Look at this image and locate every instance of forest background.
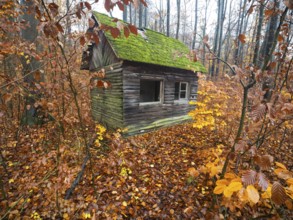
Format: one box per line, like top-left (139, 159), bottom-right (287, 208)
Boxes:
top-left (0, 0), bottom-right (293, 219)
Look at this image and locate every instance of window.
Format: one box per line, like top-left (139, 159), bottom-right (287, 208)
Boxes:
top-left (140, 79), bottom-right (162, 103)
top-left (174, 82), bottom-right (188, 100)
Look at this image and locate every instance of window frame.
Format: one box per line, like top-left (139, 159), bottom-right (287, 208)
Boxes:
top-left (139, 79), bottom-right (164, 106)
top-left (174, 82), bottom-right (189, 102)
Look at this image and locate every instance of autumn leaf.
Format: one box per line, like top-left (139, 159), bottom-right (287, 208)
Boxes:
top-left (55, 22), bottom-right (64, 33)
top-left (272, 182), bottom-right (287, 205)
top-left (117, 1), bottom-right (124, 11)
top-left (124, 26), bottom-right (130, 38)
top-left (187, 167), bottom-right (199, 178)
top-left (277, 34), bottom-right (284, 42)
top-left (80, 36), bottom-right (86, 46)
top-left (128, 24), bottom-right (138, 35)
top-left (227, 182), bottom-right (242, 192)
top-left (84, 1), bottom-right (92, 10)
top-left (261, 186), bottom-right (272, 199)
top-left (246, 185), bottom-right (260, 204)
top-left (2, 93), bottom-right (12, 104)
top-left (242, 170), bottom-right (257, 186)
top-left (110, 27), bottom-right (120, 38)
top-left (214, 185), bottom-right (226, 194)
top-left (238, 34), bottom-right (246, 43)
top-left (257, 172), bottom-right (268, 191)
top-left (48, 3), bottom-right (59, 17)
top-left (275, 162), bottom-right (287, 170)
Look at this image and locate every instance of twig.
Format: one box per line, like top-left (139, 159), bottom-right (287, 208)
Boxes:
top-left (64, 155), bottom-right (89, 200)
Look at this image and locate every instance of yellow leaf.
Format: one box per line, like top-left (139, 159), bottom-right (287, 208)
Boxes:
top-left (246, 185), bottom-right (260, 204)
top-left (9, 179), bottom-right (14, 183)
top-left (210, 166), bottom-right (220, 177)
top-left (223, 187), bottom-right (233, 198)
top-left (261, 186), bottom-right (272, 199)
top-left (63, 213), bottom-right (69, 220)
top-left (287, 178), bottom-right (293, 185)
top-left (224, 172), bottom-right (237, 179)
top-left (122, 201), bottom-right (128, 207)
top-left (275, 162), bottom-right (287, 170)
top-left (231, 177), bottom-right (242, 183)
top-left (216, 179), bottom-right (229, 186)
top-left (227, 182), bottom-right (242, 192)
top-left (238, 188), bottom-right (248, 202)
top-left (214, 185), bottom-right (227, 194)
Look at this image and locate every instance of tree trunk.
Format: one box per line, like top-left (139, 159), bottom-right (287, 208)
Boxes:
top-left (192, 0), bottom-right (198, 49)
top-left (166, 0), bottom-right (170, 37)
top-left (234, 0), bottom-right (247, 65)
top-left (210, 0), bottom-right (221, 77)
top-left (20, 0), bottom-right (42, 125)
top-left (139, 2), bottom-right (143, 27)
top-left (253, 3), bottom-right (264, 66)
top-left (123, 2), bottom-right (128, 22)
top-left (260, 1), bottom-right (280, 68)
top-left (129, 4), bottom-right (132, 24)
top-left (176, 0), bottom-right (181, 39)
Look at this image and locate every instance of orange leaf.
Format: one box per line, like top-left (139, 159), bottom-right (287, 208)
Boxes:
top-left (80, 36), bottom-right (86, 46)
top-left (214, 185), bottom-right (226, 194)
top-left (187, 167), bottom-right (199, 178)
top-left (238, 34), bottom-right (246, 43)
top-left (277, 35), bottom-right (284, 42)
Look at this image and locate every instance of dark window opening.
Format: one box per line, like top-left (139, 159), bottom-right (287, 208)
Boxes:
top-left (174, 82), bottom-right (188, 100)
top-left (140, 80), bottom-right (161, 103)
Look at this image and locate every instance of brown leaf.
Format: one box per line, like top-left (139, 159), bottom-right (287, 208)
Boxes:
top-left (80, 36), bottom-right (86, 46)
top-left (76, 11), bottom-right (82, 19)
top-left (92, 33), bottom-right (99, 44)
top-left (55, 22), bottom-right (64, 33)
top-left (242, 170), bottom-right (257, 186)
top-left (88, 18), bottom-right (95, 28)
top-left (104, 0), bottom-right (114, 11)
top-left (257, 172), bottom-right (268, 191)
top-left (141, 0), bottom-right (148, 7)
top-left (117, 1), bottom-right (124, 11)
top-left (249, 103), bottom-right (267, 122)
top-left (247, 5), bottom-right (255, 14)
top-left (272, 181), bottom-right (287, 205)
top-left (128, 24), bottom-right (138, 35)
top-left (265, 9), bottom-right (274, 17)
top-left (97, 80), bottom-right (104, 88)
top-left (48, 3), bottom-right (59, 17)
top-left (238, 34), bottom-right (246, 43)
top-left (85, 2), bottom-right (92, 10)
top-left (277, 35), bottom-right (284, 42)
top-left (2, 93), bottom-right (12, 104)
top-left (256, 155), bottom-right (273, 171)
top-left (110, 27), bottom-right (120, 38)
top-left (124, 26), bottom-right (130, 38)
top-left (34, 71), bottom-right (41, 81)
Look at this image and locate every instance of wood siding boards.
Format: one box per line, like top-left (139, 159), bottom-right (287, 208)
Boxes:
top-left (89, 31), bottom-right (119, 71)
top-left (90, 63), bottom-right (123, 129)
top-left (122, 62), bottom-right (198, 135)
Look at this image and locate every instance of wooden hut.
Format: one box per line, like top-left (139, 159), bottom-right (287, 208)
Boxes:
top-left (81, 12), bottom-right (207, 135)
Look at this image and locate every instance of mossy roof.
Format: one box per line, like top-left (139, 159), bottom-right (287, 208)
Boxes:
top-left (93, 12), bottom-right (207, 72)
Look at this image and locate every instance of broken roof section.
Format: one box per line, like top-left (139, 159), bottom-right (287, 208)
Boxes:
top-left (93, 12), bottom-right (207, 73)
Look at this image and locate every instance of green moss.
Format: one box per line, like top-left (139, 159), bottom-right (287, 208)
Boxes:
top-left (93, 12), bottom-right (207, 73)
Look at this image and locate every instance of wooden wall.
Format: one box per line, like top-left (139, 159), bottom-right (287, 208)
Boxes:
top-left (90, 63), bottom-right (124, 130)
top-left (122, 62), bottom-right (198, 135)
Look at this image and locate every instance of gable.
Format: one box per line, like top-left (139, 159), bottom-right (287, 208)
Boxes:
top-left (93, 12), bottom-right (207, 73)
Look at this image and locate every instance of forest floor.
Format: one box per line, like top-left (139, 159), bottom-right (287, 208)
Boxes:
top-left (0, 122), bottom-right (292, 219)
